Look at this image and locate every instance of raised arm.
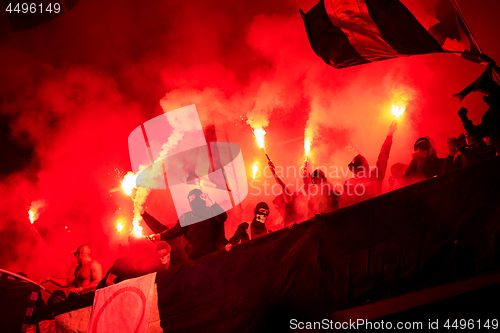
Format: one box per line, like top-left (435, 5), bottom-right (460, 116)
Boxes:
top-left (202, 194), bottom-right (227, 223)
top-left (301, 159), bottom-right (312, 193)
top-left (458, 107), bottom-right (490, 141)
top-left (268, 160), bottom-right (293, 204)
top-left (142, 211), bottom-right (168, 233)
top-left (374, 121), bottom-right (396, 185)
top-left (156, 222), bottom-right (186, 242)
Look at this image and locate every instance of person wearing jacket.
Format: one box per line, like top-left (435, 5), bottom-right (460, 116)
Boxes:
top-left (147, 189), bottom-right (228, 260)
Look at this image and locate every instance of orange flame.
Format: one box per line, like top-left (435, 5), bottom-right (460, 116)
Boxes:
top-left (121, 172), bottom-right (137, 196)
top-left (28, 210), bottom-right (35, 224)
top-left (116, 221), bottom-right (124, 232)
top-left (252, 162), bottom-right (258, 179)
top-left (304, 138), bottom-right (311, 157)
top-left (254, 128), bottom-right (266, 149)
top-left (392, 105), bottom-right (405, 118)
top-left (132, 218), bottom-right (143, 238)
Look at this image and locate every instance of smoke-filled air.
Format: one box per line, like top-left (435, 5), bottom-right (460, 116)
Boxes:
top-left (0, 0), bottom-right (499, 296)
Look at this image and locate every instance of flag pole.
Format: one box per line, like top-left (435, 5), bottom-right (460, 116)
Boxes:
top-left (0, 268), bottom-right (64, 302)
top-left (451, 0), bottom-right (500, 82)
top-left (451, 0), bottom-right (483, 54)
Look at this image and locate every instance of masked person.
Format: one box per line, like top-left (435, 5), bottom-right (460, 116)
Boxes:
top-left (141, 213), bottom-right (190, 268)
top-left (156, 242), bottom-right (171, 271)
top-left (342, 121), bottom-right (397, 207)
top-left (147, 189), bottom-right (228, 260)
top-left (225, 202), bottom-right (270, 252)
top-left (403, 136), bottom-right (445, 185)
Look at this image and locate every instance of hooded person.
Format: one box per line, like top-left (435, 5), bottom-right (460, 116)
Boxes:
top-left (403, 136), bottom-right (445, 184)
top-left (301, 165), bottom-right (341, 217)
top-left (225, 202), bottom-right (270, 252)
top-left (342, 121), bottom-right (397, 207)
top-left (455, 63), bottom-right (500, 154)
top-left (388, 162), bottom-right (408, 191)
top-left (268, 159), bottom-right (308, 227)
top-left (146, 189), bottom-right (228, 260)
top-left (308, 168), bottom-right (340, 214)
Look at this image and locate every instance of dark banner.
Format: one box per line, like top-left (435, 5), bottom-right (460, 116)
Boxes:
top-left (0, 272), bottom-right (41, 333)
top-left (156, 156), bottom-right (500, 332)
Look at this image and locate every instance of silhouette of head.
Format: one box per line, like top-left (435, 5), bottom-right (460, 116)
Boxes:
top-left (348, 154), bottom-right (370, 178)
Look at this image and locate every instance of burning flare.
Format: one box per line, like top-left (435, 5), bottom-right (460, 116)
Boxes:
top-left (252, 162), bottom-right (259, 179)
top-left (116, 221), bottom-right (124, 232)
top-left (132, 218), bottom-right (143, 238)
top-left (28, 200), bottom-right (44, 224)
top-left (392, 105), bottom-right (405, 118)
top-left (254, 128), bottom-right (266, 149)
top-left (121, 172), bottom-right (137, 196)
top-left (304, 138), bottom-right (311, 157)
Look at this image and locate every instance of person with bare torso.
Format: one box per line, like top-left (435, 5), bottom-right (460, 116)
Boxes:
top-left (41, 245), bottom-right (103, 296)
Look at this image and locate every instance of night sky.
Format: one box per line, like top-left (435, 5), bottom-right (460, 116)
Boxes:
top-left (0, 0), bottom-right (499, 290)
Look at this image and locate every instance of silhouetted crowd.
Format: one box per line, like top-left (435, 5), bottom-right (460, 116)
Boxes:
top-left (39, 57), bottom-right (500, 302)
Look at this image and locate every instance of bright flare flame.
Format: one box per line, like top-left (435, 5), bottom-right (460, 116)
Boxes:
top-left (252, 162), bottom-right (258, 179)
top-left (132, 218), bottom-right (143, 238)
top-left (28, 210), bottom-right (35, 224)
top-left (304, 138), bottom-right (311, 157)
top-left (392, 105), bottom-right (405, 118)
top-left (116, 222), bottom-right (124, 232)
top-left (254, 128), bottom-right (266, 149)
top-left (121, 172), bottom-right (137, 196)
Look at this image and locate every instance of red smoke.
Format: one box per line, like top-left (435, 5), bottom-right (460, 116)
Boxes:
top-left (0, 0), bottom-right (499, 294)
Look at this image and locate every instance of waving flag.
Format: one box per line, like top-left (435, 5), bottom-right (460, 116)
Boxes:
top-left (300, 0), bottom-right (480, 68)
top-left (87, 273), bottom-right (157, 333)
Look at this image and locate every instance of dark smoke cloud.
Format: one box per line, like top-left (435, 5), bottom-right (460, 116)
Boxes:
top-left (0, 0), bottom-right (499, 287)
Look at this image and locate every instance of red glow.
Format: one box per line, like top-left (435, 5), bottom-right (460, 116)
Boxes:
top-left (0, 0), bottom-right (498, 286)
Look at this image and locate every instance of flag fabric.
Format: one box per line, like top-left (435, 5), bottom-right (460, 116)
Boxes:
top-left (300, 0), bottom-right (480, 69)
top-left (87, 273), bottom-right (157, 333)
top-left (454, 67), bottom-right (495, 101)
top-left (34, 283), bottom-right (162, 333)
top-left (38, 306), bottom-right (93, 333)
top-left (0, 270), bottom-right (41, 333)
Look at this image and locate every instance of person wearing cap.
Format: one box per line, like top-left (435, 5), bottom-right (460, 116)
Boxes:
top-left (41, 245), bottom-right (103, 297)
top-left (225, 202), bottom-right (271, 252)
top-left (342, 121), bottom-right (397, 207)
top-left (403, 136), bottom-right (445, 184)
top-left (147, 189), bottom-right (228, 260)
